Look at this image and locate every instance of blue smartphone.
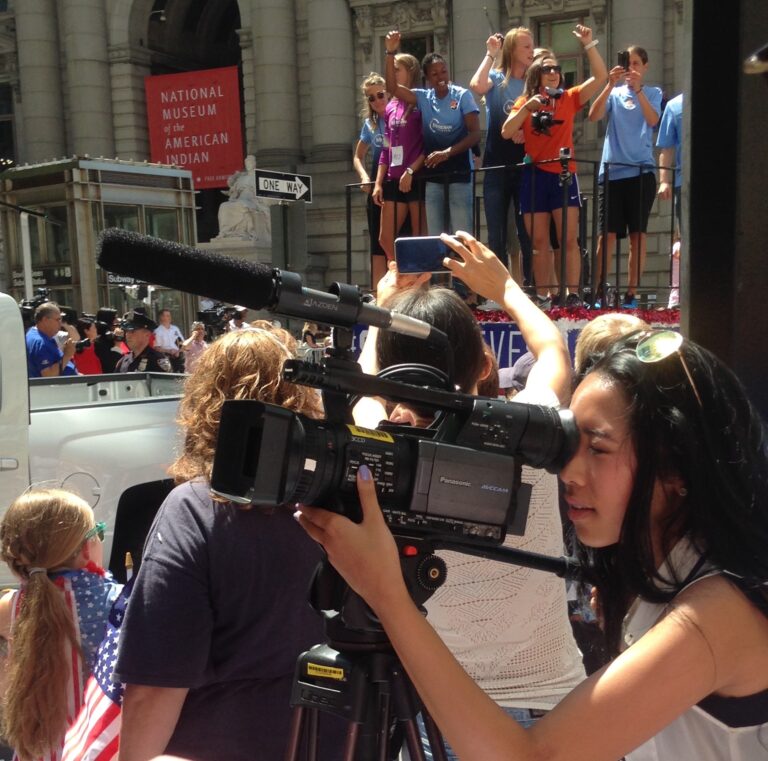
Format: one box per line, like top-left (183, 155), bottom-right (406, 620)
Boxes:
top-left (395, 236), bottom-right (451, 274)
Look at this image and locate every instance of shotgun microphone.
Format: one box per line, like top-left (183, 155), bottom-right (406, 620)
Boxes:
top-left (96, 228), bottom-right (434, 339)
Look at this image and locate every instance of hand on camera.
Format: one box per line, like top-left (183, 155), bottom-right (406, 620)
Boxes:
top-left (526, 95), bottom-right (547, 112)
top-left (625, 69), bottom-right (643, 91)
top-left (608, 66), bottom-right (625, 86)
top-left (296, 467), bottom-right (407, 610)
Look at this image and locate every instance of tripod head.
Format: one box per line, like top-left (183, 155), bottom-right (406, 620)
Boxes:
top-left (309, 536), bottom-right (447, 650)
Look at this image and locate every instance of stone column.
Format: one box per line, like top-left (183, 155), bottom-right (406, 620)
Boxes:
top-left (109, 44), bottom-right (152, 160)
top-left (251, 1), bottom-right (301, 168)
top-left (450, 0), bottom-right (490, 95)
top-left (612, 0), bottom-right (664, 85)
top-left (14, 0), bottom-right (65, 162)
top-left (306, 0), bottom-right (355, 162)
top-left (59, 0), bottom-right (115, 157)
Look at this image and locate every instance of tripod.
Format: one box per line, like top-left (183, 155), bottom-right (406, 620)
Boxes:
top-left (284, 539), bottom-right (450, 761)
top-left (284, 533), bottom-right (580, 761)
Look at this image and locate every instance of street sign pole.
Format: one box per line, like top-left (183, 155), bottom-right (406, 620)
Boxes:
top-left (255, 169), bottom-right (312, 276)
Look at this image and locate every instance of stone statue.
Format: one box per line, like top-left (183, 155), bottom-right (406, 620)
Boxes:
top-left (215, 155), bottom-right (273, 245)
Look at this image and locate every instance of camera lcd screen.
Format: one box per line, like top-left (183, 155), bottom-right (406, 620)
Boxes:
top-left (395, 237), bottom-right (451, 274)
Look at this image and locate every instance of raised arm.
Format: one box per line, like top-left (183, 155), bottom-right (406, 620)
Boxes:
top-left (572, 25), bottom-right (608, 104)
top-left (298, 473), bottom-right (768, 761)
top-left (384, 31), bottom-right (417, 105)
top-left (441, 231), bottom-right (572, 404)
top-left (587, 66), bottom-right (624, 121)
top-left (469, 34), bottom-right (503, 95)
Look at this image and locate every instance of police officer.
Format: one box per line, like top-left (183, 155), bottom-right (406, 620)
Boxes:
top-left (116, 311), bottom-right (172, 373)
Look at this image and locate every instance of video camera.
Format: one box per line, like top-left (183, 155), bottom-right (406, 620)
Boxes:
top-left (531, 87), bottom-right (565, 136)
top-left (18, 287), bottom-right (52, 331)
top-left (197, 302), bottom-right (237, 338)
top-left (211, 348), bottom-right (578, 549)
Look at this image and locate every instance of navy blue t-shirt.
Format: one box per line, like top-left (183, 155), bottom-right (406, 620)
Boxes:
top-left (116, 480), bottom-right (345, 761)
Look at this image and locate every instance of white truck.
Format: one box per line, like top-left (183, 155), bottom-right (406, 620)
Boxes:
top-left (0, 291), bottom-right (184, 587)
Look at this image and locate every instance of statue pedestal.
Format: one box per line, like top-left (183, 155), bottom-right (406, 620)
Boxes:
top-left (197, 238), bottom-right (273, 266)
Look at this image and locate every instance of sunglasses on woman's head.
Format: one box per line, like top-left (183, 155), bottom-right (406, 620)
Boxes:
top-left (541, 65), bottom-right (562, 74)
top-left (367, 91), bottom-right (386, 102)
top-left (84, 521), bottom-right (106, 543)
top-left (635, 330), bottom-right (703, 408)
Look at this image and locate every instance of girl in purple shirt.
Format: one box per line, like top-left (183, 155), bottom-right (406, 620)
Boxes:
top-left (373, 53), bottom-right (425, 260)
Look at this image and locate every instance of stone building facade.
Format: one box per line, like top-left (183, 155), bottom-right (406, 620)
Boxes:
top-left (0, 0), bottom-right (685, 297)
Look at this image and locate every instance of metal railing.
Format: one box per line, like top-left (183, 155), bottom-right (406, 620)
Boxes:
top-left (345, 156), bottom-right (679, 307)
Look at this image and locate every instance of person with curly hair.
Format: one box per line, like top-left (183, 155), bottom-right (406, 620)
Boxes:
top-left (0, 488), bottom-right (121, 761)
top-left (115, 329), bottom-right (343, 761)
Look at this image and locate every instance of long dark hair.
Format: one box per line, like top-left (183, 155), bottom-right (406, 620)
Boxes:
top-left (576, 332), bottom-right (768, 654)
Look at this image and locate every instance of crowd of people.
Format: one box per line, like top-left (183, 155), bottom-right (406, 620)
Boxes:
top-left (5, 235), bottom-right (767, 761)
top-left (2, 20), bottom-right (761, 761)
top-left (23, 302), bottom-right (250, 379)
top-left (355, 24), bottom-right (684, 310)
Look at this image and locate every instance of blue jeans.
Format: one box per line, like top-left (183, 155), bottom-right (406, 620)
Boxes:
top-left (483, 165), bottom-right (532, 279)
top-left (409, 706), bottom-right (544, 760)
top-left (424, 180), bottom-right (473, 236)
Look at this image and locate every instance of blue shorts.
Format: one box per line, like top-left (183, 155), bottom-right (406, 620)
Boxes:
top-left (520, 166), bottom-right (581, 214)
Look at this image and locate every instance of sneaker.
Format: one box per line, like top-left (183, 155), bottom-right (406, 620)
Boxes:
top-left (622, 292), bottom-right (638, 309)
top-left (564, 293), bottom-right (583, 309)
top-left (534, 294), bottom-right (552, 310)
top-left (549, 292), bottom-right (563, 308)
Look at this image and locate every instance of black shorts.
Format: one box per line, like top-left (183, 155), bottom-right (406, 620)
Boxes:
top-left (382, 177), bottom-right (422, 204)
top-left (598, 173), bottom-right (656, 236)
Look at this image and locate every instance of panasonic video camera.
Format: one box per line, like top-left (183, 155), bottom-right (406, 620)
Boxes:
top-left (210, 354), bottom-right (578, 549)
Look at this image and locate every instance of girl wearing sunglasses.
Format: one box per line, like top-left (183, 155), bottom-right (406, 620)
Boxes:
top-left (298, 231), bottom-right (768, 761)
top-left (353, 72), bottom-right (391, 287)
top-left (0, 489), bottom-right (120, 761)
top-left (502, 25), bottom-right (607, 306)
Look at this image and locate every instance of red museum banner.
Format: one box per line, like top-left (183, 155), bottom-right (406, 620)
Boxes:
top-left (145, 66), bottom-right (243, 189)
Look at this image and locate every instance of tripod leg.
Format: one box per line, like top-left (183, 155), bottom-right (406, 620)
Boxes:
top-left (400, 716), bottom-right (428, 761)
top-left (342, 722), bottom-right (360, 761)
top-left (305, 709), bottom-right (319, 761)
top-left (422, 711), bottom-right (450, 761)
top-left (284, 705), bottom-right (307, 761)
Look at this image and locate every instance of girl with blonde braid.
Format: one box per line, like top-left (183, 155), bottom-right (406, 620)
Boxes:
top-left (0, 489), bottom-right (121, 761)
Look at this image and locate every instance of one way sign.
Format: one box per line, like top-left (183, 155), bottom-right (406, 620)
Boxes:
top-left (254, 169), bottom-right (312, 203)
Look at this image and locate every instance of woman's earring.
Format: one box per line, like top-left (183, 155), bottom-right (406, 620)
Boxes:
top-left (678, 486), bottom-right (688, 497)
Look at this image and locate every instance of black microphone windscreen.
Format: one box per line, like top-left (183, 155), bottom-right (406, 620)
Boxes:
top-left (96, 228), bottom-right (276, 309)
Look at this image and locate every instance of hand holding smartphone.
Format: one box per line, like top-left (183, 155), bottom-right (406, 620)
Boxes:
top-left (395, 236), bottom-right (453, 274)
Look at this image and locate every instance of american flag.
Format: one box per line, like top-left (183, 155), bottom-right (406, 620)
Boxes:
top-left (62, 580), bottom-right (133, 761)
